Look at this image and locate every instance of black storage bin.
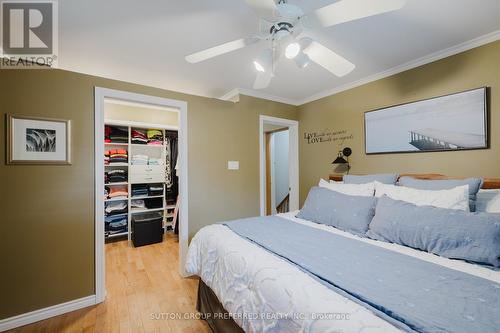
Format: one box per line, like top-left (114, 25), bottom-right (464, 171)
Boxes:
top-left (132, 213), bottom-right (163, 247)
top-left (145, 197), bottom-right (163, 209)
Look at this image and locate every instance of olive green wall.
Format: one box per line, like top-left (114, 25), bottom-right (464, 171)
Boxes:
top-left (0, 69), bottom-right (297, 319)
top-left (298, 40), bottom-right (500, 204)
top-left (2, 39), bottom-right (499, 321)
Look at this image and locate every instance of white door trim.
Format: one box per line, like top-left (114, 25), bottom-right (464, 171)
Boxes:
top-left (94, 88), bottom-right (189, 304)
top-left (259, 115), bottom-right (299, 216)
top-left (269, 134), bottom-right (277, 215)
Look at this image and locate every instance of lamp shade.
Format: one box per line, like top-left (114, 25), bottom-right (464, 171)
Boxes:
top-left (332, 156), bottom-right (348, 164)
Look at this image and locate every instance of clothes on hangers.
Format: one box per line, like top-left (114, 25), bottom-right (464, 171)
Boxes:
top-left (165, 137), bottom-right (172, 188)
top-left (165, 131), bottom-right (178, 201)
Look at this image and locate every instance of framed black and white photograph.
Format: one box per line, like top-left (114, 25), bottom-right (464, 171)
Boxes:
top-left (7, 115), bottom-right (71, 165)
top-left (364, 87), bottom-right (488, 154)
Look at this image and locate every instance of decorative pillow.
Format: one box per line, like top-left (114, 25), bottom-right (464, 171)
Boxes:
top-left (398, 176), bottom-right (483, 212)
top-left (375, 182), bottom-right (469, 211)
top-left (476, 189), bottom-right (500, 213)
top-left (297, 187), bottom-right (377, 235)
top-left (367, 196), bottom-right (500, 267)
top-left (344, 173), bottom-right (399, 185)
top-left (319, 179), bottom-right (375, 197)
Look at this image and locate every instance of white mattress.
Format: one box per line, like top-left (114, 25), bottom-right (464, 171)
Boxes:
top-left (185, 212), bottom-right (500, 333)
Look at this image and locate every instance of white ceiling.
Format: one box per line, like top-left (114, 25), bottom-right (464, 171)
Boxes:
top-left (58, 0), bottom-right (500, 105)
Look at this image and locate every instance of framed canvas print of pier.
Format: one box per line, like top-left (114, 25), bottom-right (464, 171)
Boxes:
top-left (364, 87), bottom-right (488, 154)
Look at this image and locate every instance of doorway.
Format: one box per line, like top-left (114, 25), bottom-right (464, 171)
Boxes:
top-left (94, 88), bottom-right (188, 304)
top-left (265, 127), bottom-right (290, 215)
top-left (259, 115), bottom-right (299, 216)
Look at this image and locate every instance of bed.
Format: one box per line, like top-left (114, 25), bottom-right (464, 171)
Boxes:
top-left (186, 174), bottom-right (500, 333)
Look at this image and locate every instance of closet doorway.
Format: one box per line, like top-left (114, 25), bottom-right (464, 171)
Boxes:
top-left (259, 115), bottom-right (299, 216)
top-left (94, 88), bottom-right (188, 304)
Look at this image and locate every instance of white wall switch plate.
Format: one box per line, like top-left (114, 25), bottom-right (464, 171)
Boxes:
top-left (227, 161), bottom-right (239, 170)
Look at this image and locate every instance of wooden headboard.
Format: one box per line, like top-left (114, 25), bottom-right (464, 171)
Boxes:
top-left (329, 173), bottom-right (500, 189)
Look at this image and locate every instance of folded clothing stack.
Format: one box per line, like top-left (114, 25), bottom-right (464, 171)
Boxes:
top-left (105, 125), bottom-right (112, 143)
top-left (131, 199), bottom-right (146, 209)
top-left (131, 129), bottom-right (148, 145)
top-left (106, 169), bottom-right (127, 183)
top-left (107, 149), bottom-right (128, 164)
top-left (147, 129), bottom-right (163, 145)
top-left (149, 184), bottom-right (163, 196)
top-left (131, 184), bottom-right (148, 197)
top-left (106, 126), bottom-right (128, 143)
top-left (107, 185), bottom-right (128, 200)
top-left (105, 214), bottom-right (128, 234)
top-left (148, 158), bottom-right (163, 166)
top-left (105, 201), bottom-right (128, 216)
top-left (131, 154), bottom-right (148, 165)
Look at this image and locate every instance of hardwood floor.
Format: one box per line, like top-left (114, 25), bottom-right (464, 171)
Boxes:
top-left (8, 234), bottom-right (211, 333)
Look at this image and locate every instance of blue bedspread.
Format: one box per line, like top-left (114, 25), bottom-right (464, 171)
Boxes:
top-left (224, 216), bottom-right (500, 333)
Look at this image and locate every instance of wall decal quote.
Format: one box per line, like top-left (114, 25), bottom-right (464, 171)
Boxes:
top-left (304, 129), bottom-right (354, 145)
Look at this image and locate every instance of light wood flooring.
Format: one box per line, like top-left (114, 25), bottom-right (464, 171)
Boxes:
top-left (8, 234), bottom-right (211, 333)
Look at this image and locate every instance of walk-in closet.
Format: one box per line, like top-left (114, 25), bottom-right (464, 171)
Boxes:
top-left (103, 99), bottom-right (179, 247)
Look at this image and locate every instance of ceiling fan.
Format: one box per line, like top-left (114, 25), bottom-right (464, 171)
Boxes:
top-left (185, 0), bottom-right (406, 90)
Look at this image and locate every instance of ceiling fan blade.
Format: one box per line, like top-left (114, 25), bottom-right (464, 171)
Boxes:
top-left (310, 0), bottom-right (405, 28)
top-left (245, 0), bottom-right (277, 18)
top-left (253, 71), bottom-right (273, 89)
top-left (303, 41), bottom-right (355, 77)
top-left (186, 37), bottom-right (258, 64)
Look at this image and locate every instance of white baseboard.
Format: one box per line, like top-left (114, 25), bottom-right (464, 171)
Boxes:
top-left (0, 295), bottom-right (96, 332)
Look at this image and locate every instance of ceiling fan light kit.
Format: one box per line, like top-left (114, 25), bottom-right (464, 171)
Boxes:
top-left (185, 0), bottom-right (406, 89)
top-left (285, 41), bottom-right (301, 59)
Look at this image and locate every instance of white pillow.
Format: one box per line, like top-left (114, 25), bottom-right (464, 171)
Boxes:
top-left (374, 182), bottom-right (469, 211)
top-left (318, 179), bottom-right (375, 197)
top-left (476, 189), bottom-right (500, 213)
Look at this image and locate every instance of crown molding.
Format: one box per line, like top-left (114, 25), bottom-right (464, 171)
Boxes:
top-left (236, 88), bottom-right (300, 106)
top-left (219, 88), bottom-right (241, 103)
top-left (295, 30), bottom-right (500, 106)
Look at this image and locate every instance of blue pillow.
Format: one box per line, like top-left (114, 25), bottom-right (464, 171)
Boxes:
top-left (398, 176), bottom-right (483, 211)
top-left (344, 173), bottom-right (398, 185)
top-left (367, 196), bottom-right (500, 267)
top-left (296, 187), bottom-right (377, 235)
